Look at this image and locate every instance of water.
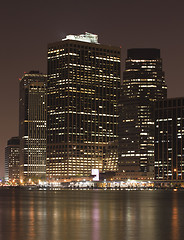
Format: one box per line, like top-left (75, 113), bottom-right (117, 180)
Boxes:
top-left (0, 189), bottom-right (184, 240)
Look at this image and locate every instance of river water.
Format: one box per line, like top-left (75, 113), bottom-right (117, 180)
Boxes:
top-left (0, 189), bottom-right (184, 240)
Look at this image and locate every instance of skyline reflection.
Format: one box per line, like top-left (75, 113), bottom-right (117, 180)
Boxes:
top-left (0, 190), bottom-right (184, 240)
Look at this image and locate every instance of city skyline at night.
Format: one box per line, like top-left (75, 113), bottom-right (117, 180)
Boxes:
top-left (1, 1), bottom-right (184, 178)
top-left (1, 2), bottom-right (184, 240)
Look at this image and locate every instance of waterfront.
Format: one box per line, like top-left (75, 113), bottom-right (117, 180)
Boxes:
top-left (0, 189), bottom-right (184, 240)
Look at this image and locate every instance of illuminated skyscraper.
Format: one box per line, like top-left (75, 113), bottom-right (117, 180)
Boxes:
top-left (155, 98), bottom-right (184, 180)
top-left (118, 49), bottom-right (167, 180)
top-left (5, 136), bottom-right (20, 181)
top-left (19, 71), bottom-right (47, 180)
top-left (47, 32), bottom-right (121, 179)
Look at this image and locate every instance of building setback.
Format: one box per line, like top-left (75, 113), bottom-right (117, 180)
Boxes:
top-left (118, 49), bottom-right (167, 180)
top-left (5, 137), bottom-right (20, 181)
top-left (155, 98), bottom-right (184, 180)
top-left (19, 71), bottom-right (47, 181)
top-left (47, 32), bottom-right (121, 179)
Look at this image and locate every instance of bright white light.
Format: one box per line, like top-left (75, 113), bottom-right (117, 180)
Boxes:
top-left (92, 169), bottom-right (99, 181)
top-left (63, 32), bottom-right (99, 44)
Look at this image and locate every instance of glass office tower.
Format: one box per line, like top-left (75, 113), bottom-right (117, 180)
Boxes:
top-left (155, 98), bottom-right (184, 180)
top-left (19, 71), bottom-right (47, 181)
top-left (118, 49), bottom-right (167, 180)
top-left (47, 32), bottom-right (121, 179)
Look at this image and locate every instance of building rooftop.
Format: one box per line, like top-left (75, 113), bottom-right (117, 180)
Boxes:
top-left (7, 137), bottom-right (20, 146)
top-left (128, 48), bottom-right (160, 59)
top-left (62, 32), bottom-right (99, 44)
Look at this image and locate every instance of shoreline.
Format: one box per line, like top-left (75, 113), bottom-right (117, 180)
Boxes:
top-left (0, 185), bottom-right (183, 191)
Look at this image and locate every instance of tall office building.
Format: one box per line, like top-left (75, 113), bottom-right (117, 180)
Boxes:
top-left (19, 71), bottom-right (47, 181)
top-left (118, 49), bottom-right (167, 180)
top-left (5, 136), bottom-right (20, 181)
top-left (155, 98), bottom-right (184, 180)
top-left (47, 32), bottom-right (121, 179)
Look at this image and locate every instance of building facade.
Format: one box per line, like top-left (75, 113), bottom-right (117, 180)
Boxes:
top-left (5, 137), bottom-right (20, 181)
top-left (155, 98), bottom-right (184, 180)
top-left (47, 32), bottom-right (121, 179)
top-left (19, 71), bottom-right (47, 181)
top-left (118, 49), bottom-right (167, 180)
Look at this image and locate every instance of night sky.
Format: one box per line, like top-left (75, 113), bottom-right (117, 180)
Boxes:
top-left (1, 0), bottom-right (184, 178)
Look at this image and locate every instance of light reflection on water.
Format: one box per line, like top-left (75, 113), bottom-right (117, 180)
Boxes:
top-left (0, 189), bottom-right (184, 240)
top-left (172, 194), bottom-right (179, 240)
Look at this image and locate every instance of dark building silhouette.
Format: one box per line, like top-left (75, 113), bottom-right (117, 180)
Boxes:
top-left (155, 98), bottom-right (184, 180)
top-left (19, 71), bottom-right (47, 181)
top-left (46, 32), bottom-right (121, 179)
top-left (5, 136), bottom-right (20, 181)
top-left (118, 48), bottom-right (167, 180)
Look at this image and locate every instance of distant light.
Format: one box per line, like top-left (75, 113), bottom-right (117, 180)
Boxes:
top-left (92, 169), bottom-right (99, 181)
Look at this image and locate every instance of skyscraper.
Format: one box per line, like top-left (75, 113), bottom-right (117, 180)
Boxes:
top-left (155, 98), bottom-right (184, 180)
top-left (118, 49), bottom-right (167, 180)
top-left (19, 71), bottom-right (47, 181)
top-left (47, 32), bottom-right (121, 179)
top-left (5, 136), bottom-right (20, 181)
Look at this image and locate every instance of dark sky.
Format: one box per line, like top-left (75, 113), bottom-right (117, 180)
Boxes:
top-left (1, 0), bottom-right (184, 178)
